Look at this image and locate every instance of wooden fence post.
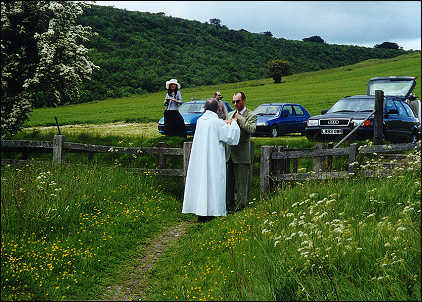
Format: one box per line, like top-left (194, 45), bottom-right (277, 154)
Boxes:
top-left (53, 135), bottom-right (64, 163)
top-left (183, 141), bottom-right (192, 184)
top-left (374, 90), bottom-right (384, 145)
top-left (348, 143), bottom-right (358, 173)
top-left (247, 141), bottom-right (254, 200)
top-left (284, 145), bottom-right (290, 174)
top-left (313, 143), bottom-right (324, 172)
top-left (157, 142), bottom-right (167, 169)
top-left (327, 142), bottom-right (334, 171)
top-left (292, 157), bottom-right (298, 173)
top-left (260, 146), bottom-right (272, 197)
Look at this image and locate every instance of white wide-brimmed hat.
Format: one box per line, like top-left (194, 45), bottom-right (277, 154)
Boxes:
top-left (166, 79), bottom-right (181, 89)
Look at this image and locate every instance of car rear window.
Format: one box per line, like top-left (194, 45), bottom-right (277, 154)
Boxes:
top-left (394, 101), bottom-right (406, 116)
top-left (396, 101), bottom-right (415, 117)
top-left (293, 105), bottom-right (304, 116)
top-left (284, 105), bottom-right (294, 115)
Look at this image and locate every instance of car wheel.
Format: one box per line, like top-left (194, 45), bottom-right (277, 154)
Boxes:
top-left (271, 126), bottom-right (279, 137)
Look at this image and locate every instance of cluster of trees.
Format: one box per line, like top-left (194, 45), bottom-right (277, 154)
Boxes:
top-left (303, 36), bottom-right (325, 43)
top-left (374, 42), bottom-right (402, 49)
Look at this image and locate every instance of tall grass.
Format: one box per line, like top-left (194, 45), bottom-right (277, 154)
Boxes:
top-left (23, 53), bottom-right (421, 128)
top-left (140, 149), bottom-right (421, 301)
top-left (1, 162), bottom-right (191, 301)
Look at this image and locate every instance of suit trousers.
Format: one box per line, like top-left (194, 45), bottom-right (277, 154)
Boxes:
top-left (226, 159), bottom-right (250, 211)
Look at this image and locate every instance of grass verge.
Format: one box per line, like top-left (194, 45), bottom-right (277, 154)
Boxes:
top-left (139, 149), bottom-right (421, 301)
top-left (1, 161), bottom-right (192, 301)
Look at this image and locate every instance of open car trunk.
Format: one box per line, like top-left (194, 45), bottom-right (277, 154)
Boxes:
top-left (367, 76), bottom-right (416, 99)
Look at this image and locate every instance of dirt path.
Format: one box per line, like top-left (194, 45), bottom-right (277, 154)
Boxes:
top-left (101, 221), bottom-right (192, 301)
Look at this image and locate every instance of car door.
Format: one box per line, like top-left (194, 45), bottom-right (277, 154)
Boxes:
top-left (281, 105), bottom-right (295, 133)
top-left (394, 101), bottom-right (414, 141)
top-left (293, 105), bottom-right (307, 132)
top-left (384, 99), bottom-right (401, 141)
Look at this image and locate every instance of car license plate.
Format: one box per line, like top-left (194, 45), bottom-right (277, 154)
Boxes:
top-left (321, 129), bottom-right (343, 135)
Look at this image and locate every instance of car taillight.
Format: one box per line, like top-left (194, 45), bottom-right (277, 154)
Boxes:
top-left (363, 120), bottom-right (371, 127)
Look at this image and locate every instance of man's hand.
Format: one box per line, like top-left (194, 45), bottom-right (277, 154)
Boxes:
top-left (233, 112), bottom-right (240, 120)
top-left (225, 118), bottom-right (233, 124)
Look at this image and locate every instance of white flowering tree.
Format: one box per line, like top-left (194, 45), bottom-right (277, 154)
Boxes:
top-left (1, 1), bottom-right (99, 138)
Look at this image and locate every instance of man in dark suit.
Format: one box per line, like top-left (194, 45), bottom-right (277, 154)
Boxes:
top-left (226, 91), bottom-right (257, 212)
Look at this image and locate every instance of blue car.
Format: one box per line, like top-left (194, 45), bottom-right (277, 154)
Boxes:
top-left (158, 100), bottom-right (234, 135)
top-left (253, 103), bottom-right (311, 137)
top-left (305, 76), bottom-right (419, 143)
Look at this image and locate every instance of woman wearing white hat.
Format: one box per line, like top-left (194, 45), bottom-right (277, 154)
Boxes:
top-left (163, 79), bottom-right (186, 137)
top-left (163, 78), bottom-right (182, 110)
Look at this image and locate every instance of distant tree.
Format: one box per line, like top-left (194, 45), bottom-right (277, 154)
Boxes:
top-left (267, 59), bottom-right (291, 83)
top-left (263, 31), bottom-right (272, 37)
top-left (1, 1), bottom-right (99, 138)
top-left (303, 35), bottom-right (325, 43)
top-left (209, 18), bottom-right (221, 27)
top-left (374, 41), bottom-right (400, 49)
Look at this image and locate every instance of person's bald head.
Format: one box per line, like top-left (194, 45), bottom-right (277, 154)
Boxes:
top-left (204, 98), bottom-right (219, 113)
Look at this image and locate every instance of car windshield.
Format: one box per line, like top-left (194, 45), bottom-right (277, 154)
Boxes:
top-left (179, 103), bottom-right (205, 114)
top-left (368, 80), bottom-right (414, 96)
top-left (253, 105), bottom-right (281, 116)
top-left (328, 98), bottom-right (374, 113)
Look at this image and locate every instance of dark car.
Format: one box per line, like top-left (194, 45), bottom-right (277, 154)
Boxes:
top-left (254, 103), bottom-right (311, 137)
top-left (305, 76), bottom-right (419, 143)
top-left (158, 100), bottom-right (233, 135)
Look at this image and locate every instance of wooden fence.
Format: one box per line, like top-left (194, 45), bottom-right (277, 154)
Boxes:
top-left (4, 135), bottom-right (418, 197)
top-left (1, 135), bottom-right (191, 179)
top-left (1, 135), bottom-right (254, 187)
top-left (260, 142), bottom-right (421, 195)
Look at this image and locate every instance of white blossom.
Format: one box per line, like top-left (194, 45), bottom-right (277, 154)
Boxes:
top-left (1, 1), bottom-right (99, 137)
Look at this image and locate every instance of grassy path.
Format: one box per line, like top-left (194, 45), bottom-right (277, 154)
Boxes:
top-left (102, 221), bottom-right (193, 301)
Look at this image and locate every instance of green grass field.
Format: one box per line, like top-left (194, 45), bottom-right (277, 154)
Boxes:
top-left (24, 53), bottom-right (421, 128)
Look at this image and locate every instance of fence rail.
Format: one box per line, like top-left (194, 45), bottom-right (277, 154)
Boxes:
top-left (1, 135), bottom-right (188, 178)
top-left (3, 136), bottom-right (418, 197)
top-left (260, 142), bottom-right (420, 195)
top-left (1, 136), bottom-right (254, 188)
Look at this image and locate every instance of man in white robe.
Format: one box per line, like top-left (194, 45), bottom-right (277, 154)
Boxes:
top-left (182, 98), bottom-right (240, 221)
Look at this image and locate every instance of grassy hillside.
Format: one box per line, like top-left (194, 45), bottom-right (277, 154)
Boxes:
top-left (25, 53), bottom-right (421, 128)
top-left (65, 5), bottom-right (408, 104)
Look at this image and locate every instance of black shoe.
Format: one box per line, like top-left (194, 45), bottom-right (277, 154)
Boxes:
top-left (197, 216), bottom-right (207, 223)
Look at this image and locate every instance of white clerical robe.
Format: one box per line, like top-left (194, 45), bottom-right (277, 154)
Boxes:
top-left (182, 110), bottom-right (240, 216)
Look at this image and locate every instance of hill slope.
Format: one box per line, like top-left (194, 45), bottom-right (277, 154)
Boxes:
top-left (25, 53), bottom-right (421, 127)
top-left (70, 5), bottom-right (409, 104)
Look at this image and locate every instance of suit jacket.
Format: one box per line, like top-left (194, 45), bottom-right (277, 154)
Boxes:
top-left (226, 108), bottom-right (257, 164)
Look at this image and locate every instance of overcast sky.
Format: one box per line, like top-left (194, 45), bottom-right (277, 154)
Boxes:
top-left (95, 1), bottom-right (421, 50)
